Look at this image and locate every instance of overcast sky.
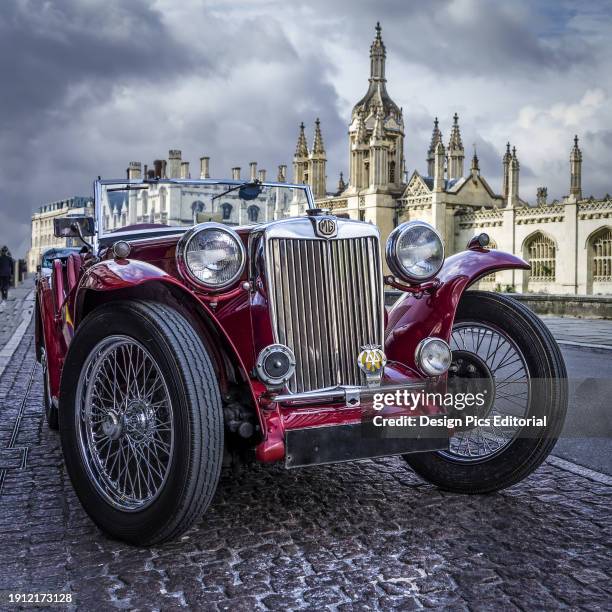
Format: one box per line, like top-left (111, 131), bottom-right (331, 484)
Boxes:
top-left (1, 0), bottom-right (611, 255)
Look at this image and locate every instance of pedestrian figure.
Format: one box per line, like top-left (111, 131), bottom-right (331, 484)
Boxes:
top-left (0, 246), bottom-right (14, 301)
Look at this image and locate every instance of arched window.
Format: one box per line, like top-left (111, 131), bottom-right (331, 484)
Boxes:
top-left (389, 161), bottom-right (396, 183)
top-left (159, 188), bottom-right (167, 212)
top-left (525, 233), bottom-right (556, 281)
top-left (247, 205), bottom-right (259, 223)
top-left (222, 203), bottom-right (233, 220)
top-left (191, 200), bottom-right (205, 214)
top-left (591, 228), bottom-right (612, 282)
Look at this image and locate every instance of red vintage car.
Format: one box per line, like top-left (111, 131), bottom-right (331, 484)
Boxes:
top-left (36, 178), bottom-right (567, 545)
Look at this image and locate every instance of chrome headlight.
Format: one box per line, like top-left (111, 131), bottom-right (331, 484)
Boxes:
top-left (177, 223), bottom-right (245, 289)
top-left (386, 221), bottom-right (444, 282)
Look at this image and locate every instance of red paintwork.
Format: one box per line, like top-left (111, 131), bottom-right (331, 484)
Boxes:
top-left (36, 224), bottom-right (529, 465)
top-left (385, 248), bottom-right (530, 370)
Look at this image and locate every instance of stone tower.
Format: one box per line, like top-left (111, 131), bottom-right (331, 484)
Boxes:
top-left (447, 113), bottom-right (464, 180)
top-left (308, 118), bottom-right (327, 198)
top-left (502, 142), bottom-right (512, 198)
top-left (346, 23), bottom-right (404, 194)
top-left (426, 117), bottom-right (443, 177)
top-left (570, 134), bottom-right (582, 200)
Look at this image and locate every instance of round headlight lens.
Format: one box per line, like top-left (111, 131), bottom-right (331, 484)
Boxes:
top-left (178, 224), bottom-right (245, 289)
top-left (386, 221), bottom-right (444, 282)
top-left (415, 337), bottom-right (452, 377)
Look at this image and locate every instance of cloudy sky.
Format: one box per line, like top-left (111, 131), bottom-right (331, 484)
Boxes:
top-left (1, 0), bottom-right (611, 255)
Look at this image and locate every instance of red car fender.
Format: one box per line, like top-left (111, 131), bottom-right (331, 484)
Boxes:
top-left (384, 249), bottom-right (530, 368)
top-left (74, 258), bottom-right (259, 415)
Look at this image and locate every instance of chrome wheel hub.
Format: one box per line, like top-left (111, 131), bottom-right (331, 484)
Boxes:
top-left (439, 322), bottom-right (530, 463)
top-left (75, 335), bottom-right (174, 511)
top-left (101, 411), bottom-right (123, 440)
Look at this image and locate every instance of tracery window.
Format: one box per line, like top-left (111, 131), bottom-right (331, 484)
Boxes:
top-left (526, 233), bottom-right (556, 281)
top-left (247, 205), bottom-right (259, 223)
top-left (222, 203), bottom-right (233, 220)
top-left (592, 228), bottom-right (612, 281)
top-left (389, 161), bottom-right (396, 183)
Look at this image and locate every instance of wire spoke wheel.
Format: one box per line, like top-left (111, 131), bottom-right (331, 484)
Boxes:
top-left (439, 321), bottom-right (530, 462)
top-left (75, 335), bottom-right (174, 511)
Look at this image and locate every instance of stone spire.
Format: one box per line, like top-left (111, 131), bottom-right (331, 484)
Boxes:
top-left (295, 122), bottom-right (308, 158)
top-left (507, 146), bottom-right (520, 207)
top-left (293, 122), bottom-right (309, 184)
top-left (570, 134), bottom-right (582, 200)
top-left (427, 117), bottom-right (443, 176)
top-left (312, 118), bottom-right (325, 155)
top-left (308, 118), bottom-right (327, 198)
top-left (336, 172), bottom-right (347, 195)
top-left (447, 113), bottom-right (464, 179)
top-left (470, 146), bottom-right (480, 177)
top-left (434, 141), bottom-right (446, 193)
top-left (502, 142), bottom-right (512, 198)
top-left (370, 22), bottom-right (386, 82)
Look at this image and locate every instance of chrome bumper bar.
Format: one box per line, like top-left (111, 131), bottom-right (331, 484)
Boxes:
top-left (272, 381), bottom-right (427, 407)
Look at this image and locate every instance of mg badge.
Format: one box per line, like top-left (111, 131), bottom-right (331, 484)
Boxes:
top-left (357, 345), bottom-right (387, 387)
top-left (316, 217), bottom-right (337, 238)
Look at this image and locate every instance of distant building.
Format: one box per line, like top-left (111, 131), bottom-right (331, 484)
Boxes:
top-left (296, 23), bottom-right (612, 295)
top-left (106, 154), bottom-right (293, 231)
top-left (27, 197), bottom-right (93, 273)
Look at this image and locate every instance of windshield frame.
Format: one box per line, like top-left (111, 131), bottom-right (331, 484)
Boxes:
top-left (93, 178), bottom-right (315, 246)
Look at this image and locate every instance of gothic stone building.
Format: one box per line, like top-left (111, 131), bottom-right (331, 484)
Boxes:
top-left (295, 24), bottom-right (612, 295)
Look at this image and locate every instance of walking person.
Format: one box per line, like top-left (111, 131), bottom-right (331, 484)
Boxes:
top-left (0, 246), bottom-right (14, 301)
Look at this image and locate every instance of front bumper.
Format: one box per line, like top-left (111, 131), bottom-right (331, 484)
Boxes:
top-left (272, 381), bottom-right (426, 407)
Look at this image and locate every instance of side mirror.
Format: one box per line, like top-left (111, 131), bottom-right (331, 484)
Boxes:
top-left (239, 182), bottom-right (263, 201)
top-left (53, 216), bottom-right (95, 238)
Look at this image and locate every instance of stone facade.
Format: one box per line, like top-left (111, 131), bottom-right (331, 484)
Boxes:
top-left (27, 197), bottom-right (94, 273)
top-left (303, 24), bottom-right (612, 295)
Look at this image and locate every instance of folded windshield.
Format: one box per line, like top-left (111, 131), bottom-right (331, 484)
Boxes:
top-left (98, 180), bottom-right (311, 237)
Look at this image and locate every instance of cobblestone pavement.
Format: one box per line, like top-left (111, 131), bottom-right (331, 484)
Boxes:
top-left (0, 321), bottom-right (611, 610)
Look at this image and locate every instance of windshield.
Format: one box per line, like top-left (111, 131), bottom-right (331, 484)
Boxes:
top-left (41, 248), bottom-right (80, 268)
top-left (97, 180), bottom-right (311, 238)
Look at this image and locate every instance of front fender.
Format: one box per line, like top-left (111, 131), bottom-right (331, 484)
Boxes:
top-left (385, 249), bottom-right (529, 368)
top-left (74, 258), bottom-right (257, 407)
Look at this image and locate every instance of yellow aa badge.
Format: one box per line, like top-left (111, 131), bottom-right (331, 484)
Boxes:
top-left (357, 346), bottom-right (386, 386)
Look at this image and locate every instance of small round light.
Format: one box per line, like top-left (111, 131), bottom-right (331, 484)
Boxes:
top-left (415, 337), bottom-right (452, 377)
top-left (177, 223), bottom-right (245, 290)
top-left (112, 240), bottom-right (131, 259)
top-left (256, 344), bottom-right (296, 389)
top-left (386, 221), bottom-right (444, 283)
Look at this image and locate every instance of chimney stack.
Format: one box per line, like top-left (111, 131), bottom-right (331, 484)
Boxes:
top-left (258, 169), bottom-right (267, 182)
top-left (153, 159), bottom-right (163, 179)
top-left (249, 161), bottom-right (257, 181)
top-left (180, 161), bottom-right (190, 179)
top-left (127, 161), bottom-right (142, 180)
top-left (200, 156), bottom-right (210, 179)
top-left (168, 149), bottom-right (182, 178)
top-left (232, 167), bottom-right (241, 180)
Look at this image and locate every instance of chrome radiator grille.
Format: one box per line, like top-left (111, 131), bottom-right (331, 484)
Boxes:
top-left (266, 234), bottom-right (383, 393)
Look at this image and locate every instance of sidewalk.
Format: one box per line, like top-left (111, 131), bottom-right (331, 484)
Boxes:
top-left (0, 277), bottom-right (36, 378)
top-left (541, 316), bottom-right (612, 350)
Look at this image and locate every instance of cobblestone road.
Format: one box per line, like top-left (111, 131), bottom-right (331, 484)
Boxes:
top-left (0, 319), bottom-right (611, 610)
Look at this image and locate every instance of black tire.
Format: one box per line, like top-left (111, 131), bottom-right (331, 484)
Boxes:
top-left (59, 300), bottom-right (223, 545)
top-left (404, 291), bottom-right (567, 493)
top-left (41, 345), bottom-right (59, 431)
